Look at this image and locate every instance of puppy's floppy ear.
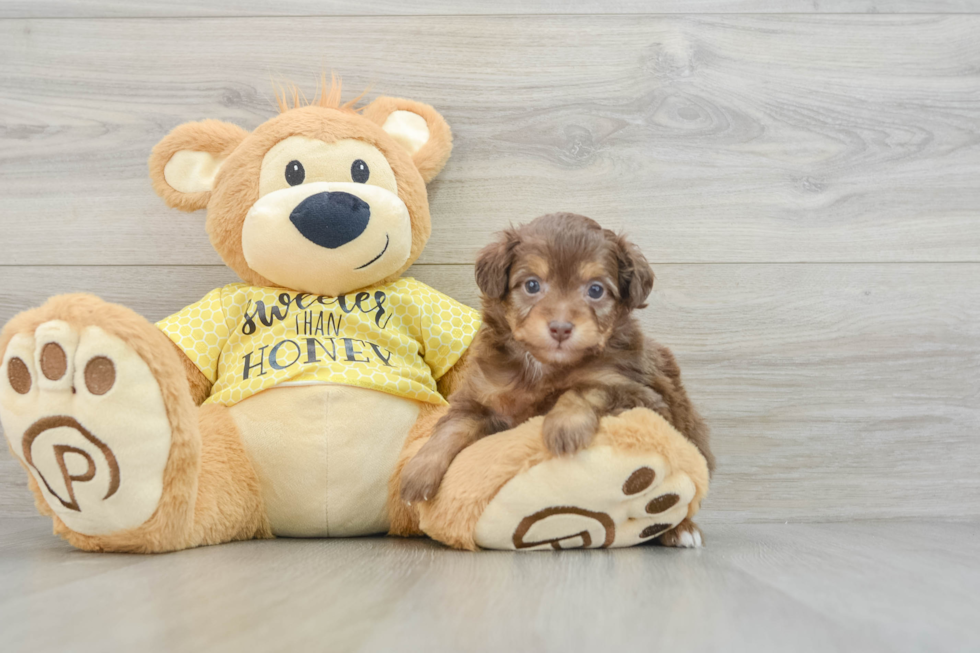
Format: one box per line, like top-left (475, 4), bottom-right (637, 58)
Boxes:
top-left (361, 97), bottom-right (453, 183)
top-left (613, 233), bottom-right (655, 310)
top-left (149, 120), bottom-right (249, 212)
top-left (475, 229), bottom-right (519, 299)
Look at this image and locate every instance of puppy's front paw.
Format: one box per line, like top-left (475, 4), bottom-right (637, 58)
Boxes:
top-left (543, 408), bottom-right (598, 456)
top-left (400, 453), bottom-right (450, 504)
top-left (658, 518), bottom-right (704, 548)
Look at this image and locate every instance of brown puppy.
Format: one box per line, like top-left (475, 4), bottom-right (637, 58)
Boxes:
top-left (401, 213), bottom-right (714, 546)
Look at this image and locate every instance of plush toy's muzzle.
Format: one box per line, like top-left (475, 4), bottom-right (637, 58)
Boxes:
top-left (241, 181), bottom-right (412, 297)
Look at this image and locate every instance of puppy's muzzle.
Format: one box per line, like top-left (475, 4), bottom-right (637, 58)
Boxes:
top-left (289, 191), bottom-right (370, 249)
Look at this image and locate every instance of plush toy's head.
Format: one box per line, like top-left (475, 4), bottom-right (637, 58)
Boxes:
top-left (149, 81), bottom-right (452, 296)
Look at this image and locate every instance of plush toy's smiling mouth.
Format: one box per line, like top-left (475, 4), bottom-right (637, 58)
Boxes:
top-left (241, 182), bottom-right (413, 296)
top-left (355, 234), bottom-right (390, 270)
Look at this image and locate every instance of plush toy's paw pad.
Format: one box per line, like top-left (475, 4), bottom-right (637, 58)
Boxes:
top-left (0, 321), bottom-right (172, 535)
top-left (473, 445), bottom-right (697, 550)
top-left (658, 518), bottom-right (703, 548)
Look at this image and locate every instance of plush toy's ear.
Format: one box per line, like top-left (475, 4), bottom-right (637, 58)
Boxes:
top-left (361, 97), bottom-right (453, 183)
top-left (148, 120), bottom-right (249, 212)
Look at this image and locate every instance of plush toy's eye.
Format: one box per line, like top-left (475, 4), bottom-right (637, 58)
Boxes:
top-left (351, 159), bottom-right (370, 183)
top-left (588, 283), bottom-right (605, 299)
top-left (285, 160), bottom-right (305, 186)
top-left (524, 279), bottom-right (541, 294)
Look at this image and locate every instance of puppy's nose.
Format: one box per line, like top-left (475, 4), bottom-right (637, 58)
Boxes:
top-left (289, 191), bottom-right (370, 249)
top-left (548, 321), bottom-right (574, 343)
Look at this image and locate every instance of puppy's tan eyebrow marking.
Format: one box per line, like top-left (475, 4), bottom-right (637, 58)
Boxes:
top-left (579, 261), bottom-right (607, 280)
top-left (513, 256), bottom-right (549, 282)
top-left (528, 256), bottom-right (550, 278)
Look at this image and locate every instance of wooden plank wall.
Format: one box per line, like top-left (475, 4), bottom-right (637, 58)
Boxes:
top-left (1, 2), bottom-right (978, 523)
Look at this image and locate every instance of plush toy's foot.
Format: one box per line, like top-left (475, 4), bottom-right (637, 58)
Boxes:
top-left (474, 441), bottom-right (697, 550)
top-left (0, 295), bottom-right (214, 551)
top-left (1, 318), bottom-right (175, 536)
top-left (414, 408), bottom-right (710, 551)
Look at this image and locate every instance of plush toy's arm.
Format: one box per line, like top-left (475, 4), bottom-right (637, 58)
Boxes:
top-left (436, 348), bottom-right (471, 399)
top-left (166, 338), bottom-right (212, 406)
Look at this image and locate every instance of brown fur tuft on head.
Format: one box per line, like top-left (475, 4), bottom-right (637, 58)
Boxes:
top-left (273, 72), bottom-right (369, 114)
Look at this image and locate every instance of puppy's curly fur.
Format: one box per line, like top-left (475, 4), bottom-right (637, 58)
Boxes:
top-left (402, 213), bottom-right (714, 544)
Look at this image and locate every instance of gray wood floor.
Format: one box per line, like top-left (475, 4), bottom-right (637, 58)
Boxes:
top-left (2, 2), bottom-right (980, 651)
top-left (1, 515), bottom-right (978, 653)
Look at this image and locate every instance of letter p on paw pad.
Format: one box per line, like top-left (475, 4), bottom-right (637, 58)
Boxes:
top-left (0, 321), bottom-right (173, 536)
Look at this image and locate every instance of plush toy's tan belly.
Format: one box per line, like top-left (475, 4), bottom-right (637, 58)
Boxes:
top-left (228, 384), bottom-right (420, 537)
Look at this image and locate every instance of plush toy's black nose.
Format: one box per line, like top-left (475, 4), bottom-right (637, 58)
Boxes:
top-left (289, 191), bottom-right (370, 249)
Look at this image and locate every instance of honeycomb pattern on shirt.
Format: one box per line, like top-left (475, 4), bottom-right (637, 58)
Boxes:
top-left (156, 278), bottom-right (480, 407)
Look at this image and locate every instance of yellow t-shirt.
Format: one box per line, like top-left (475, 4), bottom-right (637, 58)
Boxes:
top-left (156, 278), bottom-right (480, 407)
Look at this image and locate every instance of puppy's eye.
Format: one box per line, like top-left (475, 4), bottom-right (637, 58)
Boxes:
top-left (588, 283), bottom-right (605, 299)
top-left (351, 159), bottom-right (370, 183)
top-left (524, 279), bottom-right (541, 294)
top-left (285, 160), bottom-right (305, 186)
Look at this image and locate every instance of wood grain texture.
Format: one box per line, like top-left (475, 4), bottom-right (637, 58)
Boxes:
top-left (2, 15), bottom-right (980, 265)
top-left (1, 11), bottom-right (979, 528)
top-left (1, 516), bottom-right (978, 652)
top-left (4, 1), bottom-right (980, 18)
top-left (1, 263), bottom-right (978, 521)
top-left (1, 6), bottom-right (978, 652)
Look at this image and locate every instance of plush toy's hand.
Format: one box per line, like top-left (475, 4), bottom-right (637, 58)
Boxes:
top-left (400, 450), bottom-right (452, 504)
top-left (165, 339), bottom-right (211, 405)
